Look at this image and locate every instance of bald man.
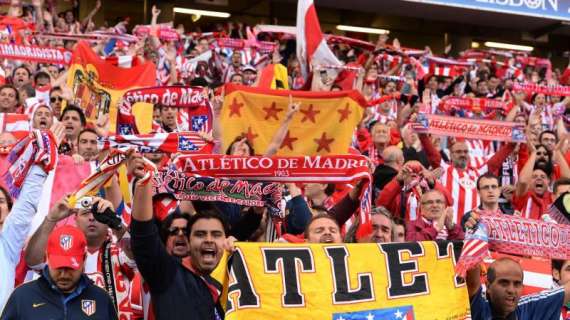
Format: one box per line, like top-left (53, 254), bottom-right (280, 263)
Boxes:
top-left (373, 146), bottom-right (404, 191)
top-left (467, 258), bottom-right (570, 319)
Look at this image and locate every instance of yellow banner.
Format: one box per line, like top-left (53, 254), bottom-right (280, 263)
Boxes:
top-left (224, 242), bottom-right (470, 319)
top-left (220, 84), bottom-right (366, 155)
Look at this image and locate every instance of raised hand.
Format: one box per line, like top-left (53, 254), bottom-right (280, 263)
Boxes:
top-left (46, 195), bottom-right (73, 223)
top-left (126, 150), bottom-right (146, 179)
top-left (286, 94), bottom-right (300, 120)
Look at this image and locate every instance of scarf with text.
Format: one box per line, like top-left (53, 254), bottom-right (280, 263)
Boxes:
top-left (116, 86), bottom-right (210, 134)
top-left (3, 130), bottom-right (58, 197)
top-left (413, 114), bottom-right (526, 142)
top-left (172, 154), bottom-right (372, 224)
top-left (513, 83), bottom-right (570, 96)
top-left (0, 43), bottom-right (71, 65)
top-left (438, 97), bottom-right (510, 114)
top-left (153, 169), bottom-right (283, 216)
top-left (456, 213), bottom-right (570, 277)
top-left (98, 132), bottom-right (214, 154)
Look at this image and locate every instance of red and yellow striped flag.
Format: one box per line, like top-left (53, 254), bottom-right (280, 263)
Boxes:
top-left (220, 84), bottom-right (366, 155)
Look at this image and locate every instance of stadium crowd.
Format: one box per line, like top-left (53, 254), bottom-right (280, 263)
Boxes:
top-left (0, 0), bottom-right (569, 319)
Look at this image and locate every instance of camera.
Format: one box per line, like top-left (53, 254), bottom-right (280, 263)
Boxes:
top-left (75, 197), bottom-right (93, 210)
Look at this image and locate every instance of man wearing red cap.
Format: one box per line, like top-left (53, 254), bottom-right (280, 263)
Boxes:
top-left (1, 225), bottom-right (117, 319)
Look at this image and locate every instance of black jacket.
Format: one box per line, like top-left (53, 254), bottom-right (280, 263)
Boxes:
top-left (0, 268), bottom-right (117, 320)
top-left (131, 219), bottom-right (224, 320)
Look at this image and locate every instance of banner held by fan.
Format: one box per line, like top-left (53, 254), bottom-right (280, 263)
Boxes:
top-left (116, 86), bottom-right (211, 135)
top-left (220, 84), bottom-right (365, 156)
top-left (223, 241), bottom-right (469, 319)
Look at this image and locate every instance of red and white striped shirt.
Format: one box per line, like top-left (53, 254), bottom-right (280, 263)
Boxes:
top-left (512, 191), bottom-right (553, 220)
top-left (439, 161), bottom-right (488, 224)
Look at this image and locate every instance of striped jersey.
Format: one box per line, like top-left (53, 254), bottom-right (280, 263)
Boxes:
top-left (439, 161), bottom-right (488, 224)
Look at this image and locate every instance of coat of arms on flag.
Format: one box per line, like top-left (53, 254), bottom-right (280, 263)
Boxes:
top-left (81, 300), bottom-right (96, 316)
top-left (59, 235), bottom-right (73, 251)
top-left (332, 305), bottom-right (415, 320)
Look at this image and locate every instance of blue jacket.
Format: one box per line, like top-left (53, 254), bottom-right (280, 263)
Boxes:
top-left (0, 267), bottom-right (117, 320)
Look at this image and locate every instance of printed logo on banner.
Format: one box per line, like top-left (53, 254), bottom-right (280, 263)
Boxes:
top-left (191, 115), bottom-right (208, 131)
top-left (118, 124), bottom-right (133, 135)
top-left (178, 135), bottom-right (199, 151)
top-left (332, 305), bottom-right (415, 320)
top-left (59, 235), bottom-right (73, 251)
top-left (81, 300), bottom-right (96, 316)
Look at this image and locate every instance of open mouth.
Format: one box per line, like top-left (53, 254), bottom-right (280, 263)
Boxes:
top-left (320, 235), bottom-right (335, 243)
top-left (174, 239), bottom-right (188, 249)
top-left (201, 248), bottom-right (217, 262)
top-left (39, 120), bottom-right (48, 129)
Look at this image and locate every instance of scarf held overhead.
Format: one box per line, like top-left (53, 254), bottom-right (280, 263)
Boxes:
top-left (2, 130), bottom-right (58, 197)
top-left (414, 114), bottom-right (525, 142)
top-left (173, 154), bottom-right (372, 224)
top-left (153, 170), bottom-right (282, 215)
top-left (98, 132), bottom-right (214, 154)
top-left (116, 86), bottom-right (211, 134)
top-left (456, 213), bottom-right (570, 277)
top-left (513, 83), bottom-right (570, 96)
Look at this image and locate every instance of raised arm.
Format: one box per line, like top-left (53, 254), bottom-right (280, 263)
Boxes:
top-left (264, 96), bottom-right (300, 156)
top-left (128, 151), bottom-right (176, 292)
top-left (24, 196), bottom-right (73, 267)
top-left (515, 142), bottom-right (536, 197)
top-left (1, 166), bottom-right (47, 267)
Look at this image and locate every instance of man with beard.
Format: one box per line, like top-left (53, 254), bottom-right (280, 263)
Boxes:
top-left (513, 142), bottom-right (570, 220)
top-left (0, 85), bottom-right (19, 113)
top-left (466, 257), bottom-right (570, 320)
top-left (423, 138), bottom-right (515, 227)
top-left (25, 197), bottom-right (136, 319)
top-left (304, 214), bottom-right (343, 244)
top-left (128, 151), bottom-right (231, 320)
top-left (1, 226), bottom-right (118, 320)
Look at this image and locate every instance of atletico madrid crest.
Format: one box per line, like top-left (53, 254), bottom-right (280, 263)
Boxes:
top-left (81, 300), bottom-right (96, 316)
top-left (59, 235), bottom-right (73, 251)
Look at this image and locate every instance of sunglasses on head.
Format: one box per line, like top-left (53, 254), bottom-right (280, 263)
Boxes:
top-left (50, 96), bottom-right (64, 103)
top-left (168, 227), bottom-right (189, 236)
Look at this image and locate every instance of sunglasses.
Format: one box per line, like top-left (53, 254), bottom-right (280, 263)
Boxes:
top-left (168, 227), bottom-right (189, 236)
top-left (50, 96), bottom-right (64, 103)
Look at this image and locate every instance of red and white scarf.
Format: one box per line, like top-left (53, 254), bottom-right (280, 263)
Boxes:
top-left (438, 97), bottom-right (509, 114)
top-left (68, 150), bottom-right (155, 208)
top-left (116, 86), bottom-right (210, 134)
top-left (98, 132), bottom-right (214, 154)
top-left (413, 114), bottom-right (525, 142)
top-left (513, 83), bottom-right (570, 96)
top-left (173, 154), bottom-right (373, 225)
top-left (0, 43), bottom-right (71, 65)
top-left (3, 130), bottom-right (58, 197)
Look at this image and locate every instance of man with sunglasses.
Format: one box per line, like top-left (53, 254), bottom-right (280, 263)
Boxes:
top-left (24, 196), bottom-right (137, 319)
top-left (49, 87), bottom-right (65, 118)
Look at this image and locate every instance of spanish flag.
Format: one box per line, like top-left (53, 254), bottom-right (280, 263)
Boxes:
top-left (220, 84), bottom-right (366, 155)
top-left (66, 41), bottom-right (156, 133)
top-left (257, 63), bottom-right (289, 90)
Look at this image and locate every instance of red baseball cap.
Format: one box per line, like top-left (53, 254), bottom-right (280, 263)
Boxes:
top-left (46, 225), bottom-right (86, 270)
